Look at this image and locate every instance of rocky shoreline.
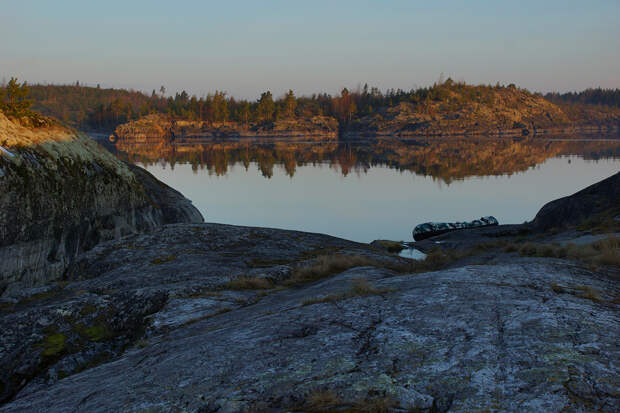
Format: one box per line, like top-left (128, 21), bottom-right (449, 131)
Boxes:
top-left (111, 114), bottom-right (339, 143)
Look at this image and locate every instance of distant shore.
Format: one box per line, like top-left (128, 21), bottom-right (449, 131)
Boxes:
top-left (110, 113), bottom-right (620, 144)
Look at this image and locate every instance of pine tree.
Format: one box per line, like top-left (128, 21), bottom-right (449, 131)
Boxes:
top-left (238, 101), bottom-right (251, 126)
top-left (0, 77), bottom-right (33, 117)
top-left (0, 87), bottom-right (5, 113)
top-left (283, 89), bottom-right (297, 119)
top-left (257, 91), bottom-right (275, 123)
top-left (212, 91), bottom-right (229, 122)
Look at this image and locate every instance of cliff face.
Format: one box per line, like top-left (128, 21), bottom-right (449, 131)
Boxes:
top-left (111, 114), bottom-right (338, 143)
top-left (0, 113), bottom-right (203, 288)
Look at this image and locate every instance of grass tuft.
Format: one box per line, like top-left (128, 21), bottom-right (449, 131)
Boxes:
top-left (550, 283), bottom-right (603, 303)
top-left (301, 278), bottom-right (391, 306)
top-left (517, 236), bottom-right (619, 268)
top-left (301, 293), bottom-right (348, 307)
top-left (287, 248), bottom-right (475, 288)
top-left (577, 207), bottom-right (620, 233)
top-left (224, 276), bottom-right (274, 290)
top-left (372, 240), bottom-right (406, 253)
top-left (286, 254), bottom-right (380, 286)
top-left (350, 278), bottom-right (390, 296)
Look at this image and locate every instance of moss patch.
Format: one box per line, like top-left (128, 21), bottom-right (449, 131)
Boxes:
top-left (81, 325), bottom-right (111, 342)
top-left (150, 255), bottom-right (177, 265)
top-left (79, 304), bottom-right (98, 316)
top-left (40, 333), bottom-right (67, 357)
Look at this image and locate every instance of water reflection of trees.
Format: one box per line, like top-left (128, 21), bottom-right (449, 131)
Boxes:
top-left (113, 138), bottom-right (620, 183)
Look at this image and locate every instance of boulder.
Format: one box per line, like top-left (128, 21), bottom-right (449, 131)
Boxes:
top-left (531, 171), bottom-right (620, 231)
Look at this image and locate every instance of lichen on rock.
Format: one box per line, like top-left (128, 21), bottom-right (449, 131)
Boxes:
top-left (0, 112), bottom-right (203, 288)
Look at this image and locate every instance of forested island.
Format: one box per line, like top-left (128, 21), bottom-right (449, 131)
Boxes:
top-left (1, 77), bottom-right (616, 137)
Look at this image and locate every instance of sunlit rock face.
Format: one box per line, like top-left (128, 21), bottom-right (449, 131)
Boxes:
top-left (0, 113), bottom-right (203, 287)
top-left (111, 113), bottom-right (339, 143)
top-left (342, 84), bottom-right (620, 138)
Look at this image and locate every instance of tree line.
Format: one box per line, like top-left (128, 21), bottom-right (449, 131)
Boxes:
top-left (4, 77), bottom-right (619, 131)
top-left (20, 79), bottom-right (514, 130)
top-left (545, 88), bottom-right (620, 108)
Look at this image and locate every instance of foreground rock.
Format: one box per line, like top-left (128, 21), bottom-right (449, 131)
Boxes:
top-left (0, 113), bottom-right (203, 288)
top-left (0, 223), bottom-right (402, 406)
top-left (532, 171), bottom-right (620, 231)
top-left (1, 222), bottom-right (618, 412)
top-left (413, 171), bottom-right (620, 255)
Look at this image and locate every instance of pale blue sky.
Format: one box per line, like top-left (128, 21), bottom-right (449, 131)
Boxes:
top-left (2, 0), bottom-right (619, 99)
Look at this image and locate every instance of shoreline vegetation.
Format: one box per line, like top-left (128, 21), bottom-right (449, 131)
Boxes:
top-left (0, 77), bottom-right (618, 138)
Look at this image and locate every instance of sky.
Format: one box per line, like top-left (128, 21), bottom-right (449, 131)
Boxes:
top-left (2, 0), bottom-right (619, 99)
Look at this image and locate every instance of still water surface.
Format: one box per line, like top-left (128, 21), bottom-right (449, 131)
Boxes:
top-left (114, 137), bottom-right (620, 243)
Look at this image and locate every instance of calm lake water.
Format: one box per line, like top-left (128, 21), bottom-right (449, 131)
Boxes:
top-left (110, 137), bottom-right (620, 243)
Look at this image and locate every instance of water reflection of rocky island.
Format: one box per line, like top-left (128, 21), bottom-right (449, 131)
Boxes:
top-left (111, 136), bottom-right (620, 183)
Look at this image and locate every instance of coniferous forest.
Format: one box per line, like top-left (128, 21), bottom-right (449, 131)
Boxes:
top-left (1, 78), bottom-right (620, 131)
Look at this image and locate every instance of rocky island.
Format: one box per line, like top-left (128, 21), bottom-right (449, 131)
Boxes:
top-left (111, 114), bottom-right (339, 143)
top-left (344, 81), bottom-right (620, 138)
top-left (106, 81), bottom-right (620, 143)
top-left (0, 109), bottom-right (618, 412)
